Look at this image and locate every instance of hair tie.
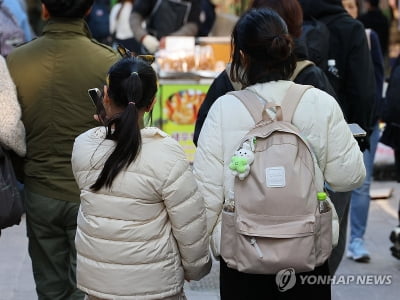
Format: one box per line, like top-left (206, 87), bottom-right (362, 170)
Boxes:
top-left (128, 101), bottom-right (136, 106)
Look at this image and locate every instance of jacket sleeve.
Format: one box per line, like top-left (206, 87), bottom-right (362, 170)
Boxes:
top-left (130, 11), bottom-right (148, 42)
top-left (322, 96), bottom-right (366, 191)
top-left (369, 30), bottom-right (385, 120)
top-left (193, 71), bottom-right (233, 146)
top-left (341, 22), bottom-right (375, 135)
top-left (162, 148), bottom-right (211, 281)
top-left (109, 5), bottom-right (118, 35)
top-left (130, 0), bottom-right (156, 41)
top-left (171, 22), bottom-right (199, 37)
top-left (193, 100), bottom-right (225, 236)
top-left (382, 61), bottom-right (400, 124)
top-left (0, 56), bottom-right (26, 157)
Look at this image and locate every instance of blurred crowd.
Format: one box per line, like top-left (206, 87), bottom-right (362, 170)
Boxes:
top-left (1, 1), bottom-right (400, 300)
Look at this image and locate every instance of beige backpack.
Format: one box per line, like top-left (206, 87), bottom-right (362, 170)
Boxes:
top-left (221, 84), bottom-right (333, 274)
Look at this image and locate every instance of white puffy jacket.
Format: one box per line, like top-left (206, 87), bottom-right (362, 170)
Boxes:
top-left (0, 56), bottom-right (25, 156)
top-left (193, 81), bottom-right (366, 257)
top-left (71, 127), bottom-right (211, 300)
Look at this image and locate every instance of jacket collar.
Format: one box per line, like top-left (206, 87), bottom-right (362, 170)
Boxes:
top-left (42, 18), bottom-right (92, 38)
top-left (91, 127), bottom-right (168, 141)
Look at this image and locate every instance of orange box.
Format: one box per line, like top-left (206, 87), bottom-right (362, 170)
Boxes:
top-left (197, 37), bottom-right (231, 64)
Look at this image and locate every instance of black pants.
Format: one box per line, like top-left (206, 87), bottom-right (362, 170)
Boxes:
top-left (327, 190), bottom-right (351, 274)
top-left (395, 149), bottom-right (400, 183)
top-left (220, 258), bottom-right (331, 300)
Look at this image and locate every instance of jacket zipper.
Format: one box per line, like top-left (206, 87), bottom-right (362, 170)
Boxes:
top-left (250, 237), bottom-right (263, 258)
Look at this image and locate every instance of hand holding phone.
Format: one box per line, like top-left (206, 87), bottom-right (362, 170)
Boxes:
top-left (88, 88), bottom-right (106, 123)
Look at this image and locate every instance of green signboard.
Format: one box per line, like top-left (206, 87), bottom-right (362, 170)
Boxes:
top-left (154, 83), bottom-right (210, 161)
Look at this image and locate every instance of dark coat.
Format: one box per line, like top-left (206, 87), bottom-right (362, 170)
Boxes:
top-left (367, 29), bottom-right (385, 123)
top-left (381, 56), bottom-right (400, 150)
top-left (358, 9), bottom-right (390, 56)
top-left (299, 0), bottom-right (375, 148)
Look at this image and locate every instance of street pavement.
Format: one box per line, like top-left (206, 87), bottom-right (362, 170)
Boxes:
top-left (0, 180), bottom-right (399, 300)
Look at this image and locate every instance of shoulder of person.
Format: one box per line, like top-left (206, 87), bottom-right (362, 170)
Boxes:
top-left (74, 127), bottom-right (105, 144)
top-left (13, 35), bottom-right (38, 48)
top-left (142, 127), bottom-right (181, 148)
top-left (206, 92), bottom-right (244, 115)
top-left (141, 127), bottom-right (189, 167)
top-left (298, 84), bottom-right (337, 107)
top-left (5, 35), bottom-right (39, 58)
top-left (327, 12), bottom-right (363, 30)
top-left (89, 38), bottom-right (118, 54)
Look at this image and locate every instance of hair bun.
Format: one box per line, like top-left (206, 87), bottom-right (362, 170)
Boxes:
top-left (270, 33), bottom-right (293, 61)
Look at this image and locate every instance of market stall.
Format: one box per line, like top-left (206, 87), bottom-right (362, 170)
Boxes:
top-left (152, 36), bottom-right (230, 161)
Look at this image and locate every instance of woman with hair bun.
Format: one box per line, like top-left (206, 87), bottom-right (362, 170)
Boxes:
top-left (193, 8), bottom-right (365, 299)
top-left (193, 0), bottom-right (336, 146)
top-left (71, 56), bottom-right (211, 300)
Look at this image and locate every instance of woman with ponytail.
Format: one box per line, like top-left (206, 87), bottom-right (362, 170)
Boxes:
top-left (193, 8), bottom-right (365, 299)
top-left (71, 56), bottom-right (211, 300)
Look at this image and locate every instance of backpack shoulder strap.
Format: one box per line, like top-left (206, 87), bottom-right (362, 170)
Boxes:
top-left (281, 84), bottom-right (313, 123)
top-left (227, 89), bottom-right (265, 123)
top-left (290, 60), bottom-right (315, 81)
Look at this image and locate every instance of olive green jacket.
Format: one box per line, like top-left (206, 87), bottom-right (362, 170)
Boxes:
top-left (7, 18), bottom-right (120, 203)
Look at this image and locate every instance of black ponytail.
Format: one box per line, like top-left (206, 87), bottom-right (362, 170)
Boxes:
top-left (91, 57), bottom-right (157, 191)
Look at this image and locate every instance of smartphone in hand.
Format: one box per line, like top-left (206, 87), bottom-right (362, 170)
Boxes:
top-left (348, 123), bottom-right (367, 137)
top-left (88, 88), bottom-right (106, 123)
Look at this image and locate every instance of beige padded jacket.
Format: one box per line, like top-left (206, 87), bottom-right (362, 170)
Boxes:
top-left (193, 81), bottom-right (366, 258)
top-left (72, 127), bottom-right (211, 300)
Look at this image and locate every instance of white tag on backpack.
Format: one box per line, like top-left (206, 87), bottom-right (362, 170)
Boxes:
top-left (266, 167), bottom-right (286, 187)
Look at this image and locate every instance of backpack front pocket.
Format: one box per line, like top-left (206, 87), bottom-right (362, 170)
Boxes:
top-left (234, 214), bottom-right (317, 274)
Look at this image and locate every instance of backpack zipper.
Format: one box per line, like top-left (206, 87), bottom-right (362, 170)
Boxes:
top-left (250, 237), bottom-right (263, 258)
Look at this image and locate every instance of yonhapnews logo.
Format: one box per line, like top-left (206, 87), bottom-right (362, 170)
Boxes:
top-left (275, 268), bottom-right (393, 292)
top-left (275, 268), bottom-right (296, 292)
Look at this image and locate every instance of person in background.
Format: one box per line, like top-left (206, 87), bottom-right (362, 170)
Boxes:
top-left (3, 0), bottom-right (34, 41)
top-left (109, 0), bottom-right (144, 54)
top-left (193, 8), bottom-right (365, 299)
top-left (26, 0), bottom-right (44, 36)
top-left (129, 0), bottom-right (201, 53)
top-left (298, 0), bottom-right (375, 275)
top-left (342, 0), bottom-right (385, 263)
top-left (193, 0), bottom-right (336, 146)
top-left (85, 0), bottom-right (112, 45)
top-left (380, 53), bottom-right (400, 260)
top-left (6, 0), bottom-right (120, 298)
top-left (72, 56), bottom-right (211, 299)
top-left (358, 0), bottom-right (390, 58)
